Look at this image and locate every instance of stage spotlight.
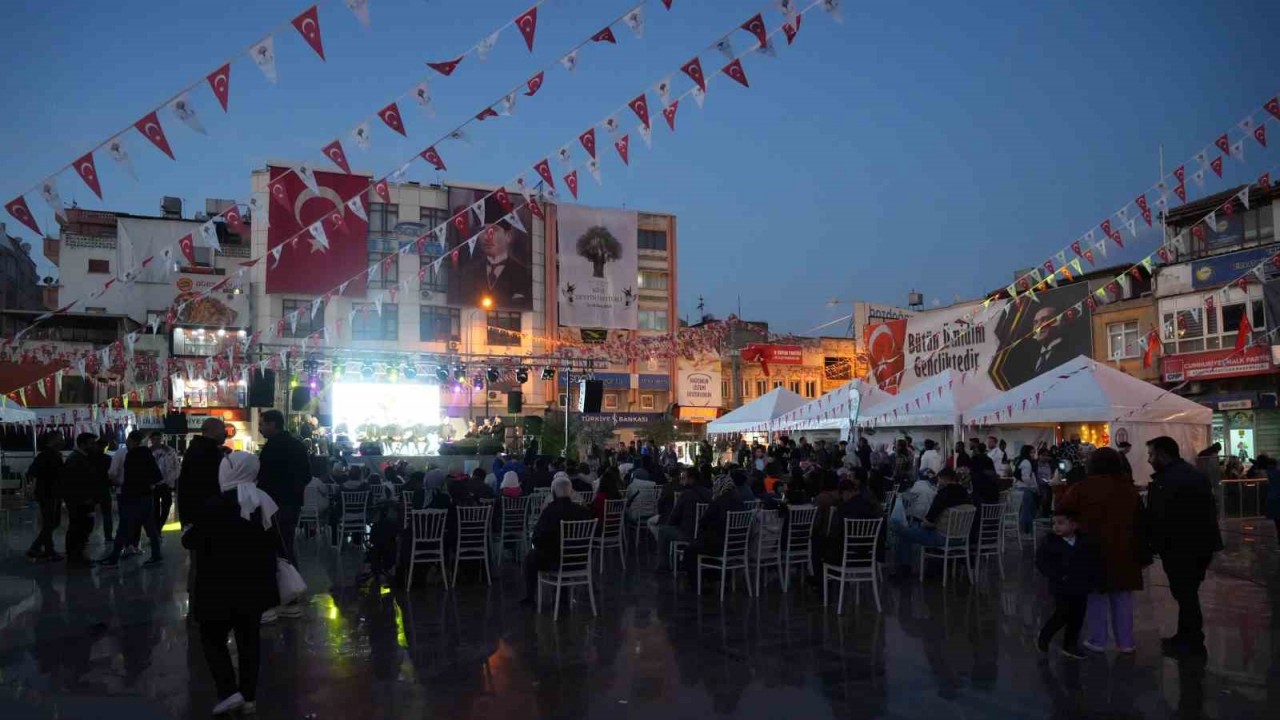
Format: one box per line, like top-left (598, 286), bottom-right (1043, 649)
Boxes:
top-left (332, 364), bottom-right (344, 381)
top-left (516, 367), bottom-right (529, 383)
top-left (386, 366), bottom-right (399, 383)
top-left (486, 367), bottom-right (500, 383)
top-left (361, 363), bottom-right (375, 380)
top-left (541, 367), bottom-right (555, 381)
top-left (403, 365), bottom-right (418, 381)
top-left (436, 366), bottom-right (450, 383)
top-left (473, 374), bottom-right (485, 390)
top-left (454, 366), bottom-right (467, 382)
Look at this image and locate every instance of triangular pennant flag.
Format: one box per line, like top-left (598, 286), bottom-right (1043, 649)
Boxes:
top-left (638, 124), bottom-right (652, 148)
top-left (1210, 156), bottom-right (1223, 177)
top-left (506, 211), bottom-right (526, 233)
top-left (741, 13), bottom-right (768, 46)
top-left (515, 5), bottom-right (538, 51)
top-left (1174, 183), bottom-right (1186, 203)
top-left (308, 220), bottom-right (329, 252)
top-left (783, 17), bottom-right (801, 45)
top-left (105, 136), bottom-right (136, 179)
top-left (579, 128), bottom-right (597, 159)
top-left (1236, 187), bottom-right (1251, 210)
top-left (655, 76), bottom-right (672, 104)
top-left (629, 94), bottom-right (651, 128)
top-left (822, 0), bottom-right (844, 23)
top-left (715, 38), bottom-right (735, 60)
top-left (206, 63), bottom-right (231, 112)
top-left (586, 158), bottom-right (602, 185)
top-left (1191, 168), bottom-right (1205, 187)
top-left (179, 233), bottom-right (197, 266)
top-left (39, 178), bottom-right (65, 220)
top-left (346, 195), bottom-right (367, 222)
top-left (681, 57), bottom-right (706, 91)
top-left (722, 59), bottom-right (749, 87)
top-left (249, 36), bottom-right (277, 83)
top-left (614, 135), bottom-right (630, 165)
top-left (499, 91), bottom-right (517, 116)
top-left (421, 145), bottom-right (446, 171)
top-left (1230, 140), bottom-right (1245, 162)
top-left (1083, 249), bottom-right (1095, 266)
top-left (1095, 238), bottom-right (1108, 258)
top-left (427, 56), bottom-right (462, 76)
top-left (73, 152), bottom-right (103, 199)
top-left (134, 111), bottom-right (175, 159)
top-left (6, 195), bottom-right (40, 235)
top-left (291, 5), bottom-right (326, 60)
top-left (624, 6), bottom-right (644, 38)
top-left (475, 31), bottom-right (500, 61)
top-left (170, 93), bottom-right (206, 135)
top-left (411, 82), bottom-right (435, 117)
top-left (296, 163), bottom-right (319, 194)
top-left (662, 101), bottom-right (679, 131)
top-left (372, 178), bottom-right (390, 203)
top-left (198, 220), bottom-right (221, 252)
top-left (564, 171), bottom-right (579, 199)
top-left (528, 198), bottom-right (544, 220)
top-left (345, 0), bottom-right (371, 28)
top-left (223, 205), bottom-right (246, 235)
top-left (556, 144), bottom-right (573, 166)
top-left (470, 200), bottom-right (486, 226)
top-left (322, 139), bottom-right (351, 173)
top-left (466, 234), bottom-right (478, 257)
top-left (691, 85), bottom-right (706, 108)
top-left (592, 26), bottom-right (617, 44)
top-left (378, 102), bottom-right (406, 136)
top-left (560, 50), bottom-right (579, 73)
top-left (1215, 133), bottom-right (1230, 154)
top-left (533, 158), bottom-right (555, 187)
top-left (524, 71), bottom-right (544, 97)
top-left (1254, 124), bottom-right (1267, 148)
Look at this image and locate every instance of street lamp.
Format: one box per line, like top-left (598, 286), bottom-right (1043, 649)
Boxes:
top-left (467, 296), bottom-right (494, 422)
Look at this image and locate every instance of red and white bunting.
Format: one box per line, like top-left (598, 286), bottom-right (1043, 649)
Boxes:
top-left (134, 111), bottom-right (175, 159)
top-left (579, 128), bottom-right (597, 159)
top-left (249, 36), bottom-right (278, 83)
top-left (322, 140), bottom-right (351, 173)
top-left (592, 26), bottom-right (617, 44)
top-left (427, 57), bottom-right (463, 76)
top-left (533, 158), bottom-right (555, 187)
top-left (722, 59), bottom-right (749, 87)
top-left (206, 63), bottom-right (231, 112)
top-left (662, 101), bottom-right (679, 131)
top-left (564, 170), bottom-right (579, 199)
top-left (614, 134), bottom-right (630, 165)
top-left (291, 5), bottom-right (326, 61)
top-left (378, 103), bottom-right (406, 136)
top-left (741, 13), bottom-right (768, 46)
top-left (628, 94), bottom-right (651, 129)
top-left (782, 14), bottom-right (802, 44)
top-left (681, 57), bottom-right (706, 91)
top-left (179, 234), bottom-right (197, 265)
top-left (525, 71), bottom-right (544, 97)
top-left (420, 145), bottom-right (446, 171)
top-left (5, 196), bottom-right (40, 235)
top-left (514, 6), bottom-right (539, 52)
top-left (73, 152), bottom-right (103, 199)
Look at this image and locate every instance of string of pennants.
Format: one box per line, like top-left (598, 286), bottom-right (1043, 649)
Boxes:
top-left (482, 322), bottom-right (731, 362)
top-left (0, 401), bottom-right (139, 435)
top-left (3, 0), bottom-right (841, 407)
top-left (2, 0), bottom-right (682, 347)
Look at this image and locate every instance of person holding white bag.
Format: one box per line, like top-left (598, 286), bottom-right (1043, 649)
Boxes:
top-left (183, 451), bottom-right (282, 716)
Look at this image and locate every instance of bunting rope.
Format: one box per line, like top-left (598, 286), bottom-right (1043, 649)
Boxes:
top-left (2, 0), bottom-right (835, 406)
top-left (4, 0), bottom-right (681, 347)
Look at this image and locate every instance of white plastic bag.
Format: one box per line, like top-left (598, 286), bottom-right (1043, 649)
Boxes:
top-left (277, 558), bottom-right (307, 604)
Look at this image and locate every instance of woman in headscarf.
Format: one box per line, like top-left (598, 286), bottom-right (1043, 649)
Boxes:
top-left (683, 475), bottom-right (745, 574)
top-left (184, 451), bottom-right (279, 716)
top-left (500, 471), bottom-right (523, 498)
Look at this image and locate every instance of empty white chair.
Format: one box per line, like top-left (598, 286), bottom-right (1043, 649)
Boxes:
top-left (537, 518), bottom-right (599, 620)
top-left (670, 502), bottom-right (708, 578)
top-left (338, 490), bottom-right (368, 546)
top-left (454, 504), bottom-right (493, 586)
top-left (297, 498), bottom-right (322, 539)
top-left (973, 502), bottom-right (1006, 580)
top-left (697, 509), bottom-right (756, 601)
top-left (592, 498), bottom-right (627, 572)
top-left (1001, 488), bottom-right (1024, 548)
top-left (625, 486), bottom-right (660, 557)
top-left (823, 517), bottom-right (883, 613)
top-left (780, 505), bottom-right (818, 592)
top-left (751, 509), bottom-right (783, 593)
top-left (574, 490), bottom-right (594, 506)
top-left (920, 505), bottom-right (977, 587)
top-left (400, 490), bottom-right (418, 528)
top-left (406, 509), bottom-right (449, 589)
top-left (496, 495), bottom-right (532, 564)
top-left (742, 499), bottom-right (761, 512)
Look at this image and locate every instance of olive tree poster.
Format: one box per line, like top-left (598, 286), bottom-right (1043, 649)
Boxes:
top-left (556, 205), bottom-right (638, 329)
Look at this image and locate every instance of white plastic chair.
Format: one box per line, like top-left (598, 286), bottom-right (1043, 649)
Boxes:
top-left (400, 490), bottom-right (418, 528)
top-left (1002, 488), bottom-right (1024, 548)
top-left (453, 504), bottom-right (493, 586)
top-left (780, 505), bottom-right (818, 592)
top-left (697, 509), bottom-right (756, 601)
top-left (823, 517), bottom-right (883, 613)
top-left (592, 498), bottom-right (627, 572)
top-left (625, 486), bottom-right (660, 557)
top-left (537, 518), bottom-right (599, 620)
top-left (496, 495), bottom-right (531, 564)
top-left (297, 498), bottom-right (321, 539)
top-left (338, 490), bottom-right (368, 546)
top-left (670, 502), bottom-right (708, 578)
top-left (406, 509), bottom-right (449, 589)
top-left (973, 502), bottom-right (1006, 580)
top-left (751, 509), bottom-right (783, 593)
top-left (574, 490), bottom-right (594, 506)
top-left (742, 499), bottom-right (761, 512)
top-left (920, 505), bottom-right (977, 586)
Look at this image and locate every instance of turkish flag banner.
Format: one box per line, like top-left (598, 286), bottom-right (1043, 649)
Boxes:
top-left (224, 205), bottom-right (246, 235)
top-left (1210, 156), bottom-right (1223, 177)
top-left (378, 102), bottom-right (406, 136)
top-left (579, 128), bottom-right (597, 158)
top-left (421, 145), bottom-right (446, 171)
top-left (614, 135), bottom-right (630, 165)
top-left (564, 171), bottom-right (579, 199)
top-left (265, 166), bottom-right (370, 296)
top-left (525, 71), bottom-right (544, 96)
top-left (681, 57), bottom-right (706, 91)
top-left (662, 101), bottom-right (679, 131)
top-left (207, 63), bottom-right (231, 111)
top-left (322, 140), bottom-right (351, 173)
top-left (428, 57), bottom-right (462, 76)
top-left (514, 6), bottom-right (538, 51)
top-left (628, 94), bottom-right (651, 129)
top-left (134, 111), bottom-right (176, 159)
top-left (73, 152), bottom-right (103, 199)
top-left (6, 196), bottom-right (40, 235)
top-left (741, 13), bottom-right (767, 46)
top-left (722, 59), bottom-right (749, 87)
top-left (592, 27), bottom-right (617, 44)
top-left (533, 158), bottom-right (555, 187)
top-left (292, 5), bottom-right (326, 60)
top-left (179, 234), bottom-right (197, 266)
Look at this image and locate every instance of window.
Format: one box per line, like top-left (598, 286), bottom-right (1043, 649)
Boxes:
top-left (804, 381), bottom-right (817, 398)
top-left (419, 306), bottom-right (460, 342)
top-left (638, 310), bottom-right (668, 331)
top-left (59, 376), bottom-right (94, 404)
top-left (789, 380), bottom-right (801, 394)
top-left (352, 303), bottom-right (398, 341)
top-left (282, 298), bottom-right (324, 339)
top-left (638, 229), bottom-right (667, 251)
top-left (742, 380), bottom-right (751, 398)
top-left (367, 203), bottom-right (399, 289)
top-left (638, 270), bottom-right (668, 290)
top-left (87, 258), bottom-right (110, 274)
top-left (1241, 206), bottom-right (1274, 246)
top-left (1221, 300), bottom-right (1266, 348)
top-left (1107, 321), bottom-right (1141, 360)
top-left (755, 380), bottom-right (767, 397)
top-left (604, 394), bottom-right (619, 410)
top-left (773, 380), bottom-right (784, 390)
top-left (1161, 293), bottom-right (1266, 354)
top-left (418, 256), bottom-right (448, 294)
top-left (487, 311), bottom-right (521, 346)
top-left (723, 380), bottom-right (730, 400)
top-left (640, 394), bottom-right (655, 410)
top-left (418, 208), bottom-right (449, 255)
top-left (825, 356), bottom-right (852, 381)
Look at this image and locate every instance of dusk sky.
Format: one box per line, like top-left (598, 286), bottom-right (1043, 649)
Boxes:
top-left (2, 0), bottom-right (1277, 333)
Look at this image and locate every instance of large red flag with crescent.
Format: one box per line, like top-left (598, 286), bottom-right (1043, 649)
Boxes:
top-left (265, 166), bottom-right (369, 296)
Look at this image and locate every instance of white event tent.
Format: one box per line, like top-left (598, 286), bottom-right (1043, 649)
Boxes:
top-left (961, 356), bottom-right (1212, 482)
top-left (857, 369), bottom-right (995, 449)
top-left (773, 380), bottom-right (892, 436)
top-left (706, 387), bottom-right (808, 436)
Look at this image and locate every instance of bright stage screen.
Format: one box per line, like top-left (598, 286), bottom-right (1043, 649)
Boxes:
top-left (332, 382), bottom-right (441, 432)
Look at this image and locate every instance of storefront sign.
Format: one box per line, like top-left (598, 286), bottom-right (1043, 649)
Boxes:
top-left (1161, 345), bottom-right (1274, 382)
top-left (677, 353), bottom-right (723, 408)
top-left (581, 412), bottom-right (663, 428)
top-left (677, 406), bottom-right (719, 422)
top-left (1191, 245), bottom-right (1280, 289)
top-left (1217, 399), bottom-right (1253, 411)
top-left (637, 374), bottom-right (670, 391)
top-left (742, 344), bottom-right (803, 366)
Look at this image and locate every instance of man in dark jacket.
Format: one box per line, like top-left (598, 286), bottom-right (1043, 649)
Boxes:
top-left (256, 409), bottom-right (310, 566)
top-left (178, 418), bottom-right (228, 527)
top-left (26, 432), bottom-right (65, 561)
top-left (520, 477), bottom-right (593, 605)
top-left (61, 433), bottom-right (101, 567)
top-left (100, 430), bottom-right (163, 567)
top-left (1146, 436), bottom-right (1223, 659)
top-left (655, 469), bottom-right (712, 572)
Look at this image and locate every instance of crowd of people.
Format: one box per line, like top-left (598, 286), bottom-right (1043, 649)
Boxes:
top-left (17, 417), bottom-right (1251, 714)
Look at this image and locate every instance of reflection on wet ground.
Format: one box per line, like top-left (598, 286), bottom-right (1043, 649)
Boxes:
top-left (0, 510), bottom-right (1276, 719)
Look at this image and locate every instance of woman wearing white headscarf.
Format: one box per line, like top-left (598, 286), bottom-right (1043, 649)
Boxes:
top-left (183, 451), bottom-right (279, 715)
top-left (500, 471), bottom-right (523, 498)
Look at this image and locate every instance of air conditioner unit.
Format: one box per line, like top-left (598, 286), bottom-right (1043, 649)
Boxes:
top-left (420, 288), bottom-right (434, 300)
top-left (447, 340), bottom-right (461, 352)
top-left (487, 390), bottom-right (502, 402)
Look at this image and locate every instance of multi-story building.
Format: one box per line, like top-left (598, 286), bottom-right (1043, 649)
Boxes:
top-left (0, 222), bottom-right (44, 312)
top-left (712, 318), bottom-right (865, 412)
top-left (1154, 181), bottom-right (1279, 460)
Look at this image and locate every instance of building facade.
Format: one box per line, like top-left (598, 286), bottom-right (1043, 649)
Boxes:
top-left (1154, 182), bottom-right (1279, 460)
top-left (0, 223), bottom-right (44, 312)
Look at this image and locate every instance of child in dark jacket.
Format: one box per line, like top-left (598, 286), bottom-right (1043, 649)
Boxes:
top-left (1035, 509), bottom-right (1100, 659)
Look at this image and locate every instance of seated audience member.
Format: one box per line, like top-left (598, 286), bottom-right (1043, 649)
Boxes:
top-left (519, 476), bottom-right (593, 606)
top-left (683, 476), bottom-right (746, 571)
top-left (500, 471), bottom-right (523, 498)
top-left (654, 468), bottom-right (711, 572)
top-left (592, 468), bottom-right (623, 532)
top-left (890, 467), bottom-right (973, 577)
top-left (733, 469), bottom-right (756, 503)
top-left (817, 477), bottom-right (884, 576)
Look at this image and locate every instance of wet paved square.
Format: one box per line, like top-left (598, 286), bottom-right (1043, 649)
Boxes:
top-left (0, 510), bottom-right (1276, 719)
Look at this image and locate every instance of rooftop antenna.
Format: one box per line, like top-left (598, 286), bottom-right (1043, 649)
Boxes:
top-left (697, 295), bottom-right (705, 317)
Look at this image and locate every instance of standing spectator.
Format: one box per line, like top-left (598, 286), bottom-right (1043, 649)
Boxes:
top-left (1259, 455), bottom-right (1280, 542)
top-left (178, 419), bottom-right (228, 527)
top-left (256, 409), bottom-right (311, 620)
top-left (61, 433), bottom-right (101, 567)
top-left (1115, 441), bottom-right (1134, 478)
top-left (855, 437), bottom-right (872, 471)
top-left (985, 436), bottom-right (1006, 477)
top-left (1035, 509), bottom-right (1100, 659)
top-left (917, 439), bottom-right (944, 476)
top-left (99, 430), bottom-right (163, 567)
top-left (26, 432), bottom-right (66, 561)
top-left (1014, 445), bottom-right (1041, 535)
top-left (1060, 447), bottom-right (1143, 654)
top-left (186, 451), bottom-right (279, 715)
top-left (92, 438), bottom-right (113, 544)
top-left (150, 432), bottom-right (180, 528)
top-left (891, 440), bottom-right (914, 487)
top-left (1145, 436), bottom-right (1223, 659)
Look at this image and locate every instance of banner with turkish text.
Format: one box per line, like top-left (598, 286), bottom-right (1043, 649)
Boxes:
top-left (556, 204), bottom-right (638, 329)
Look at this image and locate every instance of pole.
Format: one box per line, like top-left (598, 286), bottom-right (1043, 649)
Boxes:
top-left (562, 362), bottom-right (571, 459)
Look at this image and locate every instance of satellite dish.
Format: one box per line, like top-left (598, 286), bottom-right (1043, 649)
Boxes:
top-left (42, 276), bottom-right (57, 285)
top-left (20, 242), bottom-right (31, 252)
